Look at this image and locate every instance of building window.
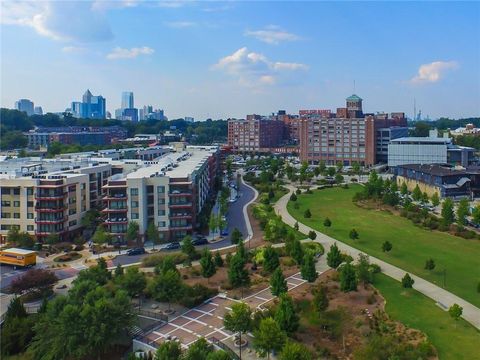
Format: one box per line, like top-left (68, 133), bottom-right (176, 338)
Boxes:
top-left (1, 213), bottom-right (11, 218)
top-left (131, 213), bottom-right (139, 219)
top-left (158, 210), bottom-right (165, 216)
top-left (69, 220), bottom-right (77, 227)
top-left (69, 208), bottom-right (76, 215)
top-left (13, 201), bottom-right (20, 207)
top-left (157, 186), bottom-right (165, 194)
top-left (14, 213), bottom-right (20, 219)
top-left (26, 187), bottom-right (33, 195)
top-left (1, 201), bottom-right (10, 207)
top-left (158, 221), bottom-right (166, 228)
top-left (158, 198), bottom-right (165, 204)
top-left (27, 213), bottom-right (34, 219)
top-left (130, 188), bottom-right (139, 196)
top-left (2, 188), bottom-right (11, 195)
top-left (27, 225), bottom-right (34, 231)
top-left (27, 201), bottom-right (34, 207)
top-left (131, 201), bottom-right (139, 208)
top-left (13, 188), bottom-right (20, 195)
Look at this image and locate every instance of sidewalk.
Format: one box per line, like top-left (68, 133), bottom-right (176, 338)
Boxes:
top-left (274, 185), bottom-right (480, 330)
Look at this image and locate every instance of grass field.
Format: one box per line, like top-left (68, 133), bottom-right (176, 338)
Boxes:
top-left (287, 185), bottom-right (480, 307)
top-left (374, 273), bottom-right (480, 360)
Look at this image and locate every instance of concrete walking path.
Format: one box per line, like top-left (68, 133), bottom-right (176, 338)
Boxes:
top-left (274, 185), bottom-right (480, 330)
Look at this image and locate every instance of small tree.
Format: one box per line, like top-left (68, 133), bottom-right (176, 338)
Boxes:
top-left (280, 341), bottom-right (312, 360)
top-left (382, 241), bottom-right (392, 252)
top-left (223, 302), bottom-right (252, 360)
top-left (456, 198), bottom-right (470, 226)
top-left (290, 239), bottom-right (304, 265)
top-left (301, 252), bottom-right (317, 282)
top-left (183, 338), bottom-right (214, 360)
top-left (181, 235), bottom-right (197, 261)
top-left (421, 192), bottom-right (429, 204)
top-left (313, 286), bottom-right (328, 312)
top-left (412, 184), bottom-right (422, 201)
top-left (441, 198), bottom-right (455, 226)
top-left (114, 264), bottom-right (124, 277)
top-left (118, 267), bottom-right (147, 297)
top-left (308, 230), bottom-right (317, 240)
top-left (148, 269), bottom-right (184, 310)
top-left (290, 193), bottom-right (297, 202)
top-left (293, 222), bottom-right (299, 231)
top-left (340, 263), bottom-right (358, 292)
top-left (275, 294), bottom-right (299, 334)
top-left (336, 161), bottom-right (343, 173)
top-left (327, 243), bottom-right (342, 269)
top-left (155, 340), bottom-right (182, 360)
top-left (231, 227), bottom-right (243, 245)
top-left (270, 267), bottom-right (288, 296)
top-left (335, 173), bottom-right (344, 184)
top-left (448, 303), bottom-right (463, 327)
top-left (146, 221), bottom-right (160, 249)
top-left (356, 253), bottom-right (372, 287)
top-left (401, 273), bottom-right (415, 288)
top-left (10, 269), bottom-right (57, 296)
top-left (431, 192), bottom-right (440, 207)
top-left (424, 258), bottom-right (436, 271)
top-left (323, 218), bottom-right (331, 227)
top-left (92, 225), bottom-right (111, 246)
top-left (214, 251), bottom-right (224, 267)
top-left (472, 205), bottom-right (480, 224)
top-left (209, 213), bottom-right (218, 239)
top-left (126, 221), bottom-right (139, 244)
top-left (304, 209), bottom-right (312, 218)
top-left (228, 253), bottom-right (250, 289)
top-left (349, 229), bottom-right (359, 241)
top-left (200, 248), bottom-right (216, 283)
top-left (253, 317), bottom-right (286, 360)
top-left (400, 182), bottom-right (408, 195)
top-left (263, 246), bottom-right (280, 273)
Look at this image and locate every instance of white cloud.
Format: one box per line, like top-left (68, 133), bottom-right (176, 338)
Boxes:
top-left (1, 1), bottom-right (113, 42)
top-left (213, 47), bottom-right (308, 87)
top-left (245, 26), bottom-right (301, 45)
top-left (156, 1), bottom-right (188, 8)
top-left (106, 46), bottom-right (155, 60)
top-left (164, 21), bottom-right (196, 28)
top-left (410, 61), bottom-right (458, 84)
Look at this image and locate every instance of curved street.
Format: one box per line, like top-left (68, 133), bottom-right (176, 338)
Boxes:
top-left (274, 185), bottom-right (480, 330)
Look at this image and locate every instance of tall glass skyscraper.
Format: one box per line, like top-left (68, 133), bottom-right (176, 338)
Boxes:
top-left (70, 89), bottom-right (106, 119)
top-left (121, 91), bottom-right (134, 109)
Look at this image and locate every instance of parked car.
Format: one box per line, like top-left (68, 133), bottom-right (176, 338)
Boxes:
top-left (192, 237), bottom-right (208, 246)
top-left (126, 247), bottom-right (145, 256)
top-left (220, 228), bottom-right (229, 236)
top-left (162, 242), bottom-right (181, 251)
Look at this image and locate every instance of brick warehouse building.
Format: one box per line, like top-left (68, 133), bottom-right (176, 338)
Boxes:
top-left (299, 95), bottom-right (407, 166)
top-left (227, 116), bottom-right (285, 152)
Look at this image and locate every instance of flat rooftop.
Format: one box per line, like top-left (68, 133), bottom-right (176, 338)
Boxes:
top-left (390, 137), bottom-right (452, 144)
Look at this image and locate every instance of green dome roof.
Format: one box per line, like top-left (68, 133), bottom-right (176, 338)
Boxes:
top-left (346, 94), bottom-right (362, 101)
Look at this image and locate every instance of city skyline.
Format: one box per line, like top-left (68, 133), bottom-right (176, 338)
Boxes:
top-left (1, 1), bottom-right (479, 119)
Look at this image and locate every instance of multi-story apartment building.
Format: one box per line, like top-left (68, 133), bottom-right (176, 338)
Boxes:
top-left (227, 117), bottom-right (285, 152)
top-left (299, 95), bottom-right (408, 166)
top-left (0, 159), bottom-right (111, 243)
top-left (102, 145), bottom-right (220, 243)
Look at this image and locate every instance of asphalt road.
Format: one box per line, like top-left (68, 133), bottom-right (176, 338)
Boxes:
top-left (112, 178), bottom-right (256, 267)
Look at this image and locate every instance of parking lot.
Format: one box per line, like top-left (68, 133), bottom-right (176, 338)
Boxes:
top-left (139, 272), bottom-right (307, 349)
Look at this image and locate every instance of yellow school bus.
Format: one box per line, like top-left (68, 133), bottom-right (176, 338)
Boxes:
top-left (0, 248), bottom-right (36, 267)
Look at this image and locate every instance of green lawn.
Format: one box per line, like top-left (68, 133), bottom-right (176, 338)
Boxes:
top-left (374, 273), bottom-right (480, 360)
top-left (287, 185), bottom-right (480, 307)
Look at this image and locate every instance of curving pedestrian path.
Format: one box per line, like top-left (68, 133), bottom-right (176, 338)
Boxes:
top-left (274, 185), bottom-right (480, 330)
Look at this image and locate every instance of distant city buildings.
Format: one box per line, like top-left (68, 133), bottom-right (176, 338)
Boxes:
top-left (14, 99), bottom-right (34, 116)
top-left (34, 106), bottom-right (43, 115)
top-left (449, 124), bottom-right (480, 137)
top-left (70, 89), bottom-right (106, 119)
top-left (185, 117), bottom-right (194, 123)
top-left (116, 91), bottom-right (138, 122)
top-left (139, 105), bottom-right (167, 121)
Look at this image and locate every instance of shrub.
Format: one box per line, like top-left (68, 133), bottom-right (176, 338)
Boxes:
top-left (369, 264), bottom-right (381, 274)
top-left (302, 241), bottom-right (324, 256)
top-left (180, 284), bottom-right (217, 308)
top-left (141, 252), bottom-right (187, 267)
top-left (304, 209), bottom-right (312, 218)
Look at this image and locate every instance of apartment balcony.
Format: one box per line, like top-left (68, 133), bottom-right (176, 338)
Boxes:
top-left (170, 224), bottom-right (193, 231)
top-left (104, 217), bottom-right (129, 224)
top-left (35, 192), bottom-right (67, 200)
top-left (101, 207), bottom-right (128, 213)
top-left (103, 194), bottom-right (127, 201)
top-left (169, 192), bottom-right (193, 197)
top-left (169, 214), bottom-right (193, 220)
top-left (35, 229), bottom-right (66, 236)
top-left (169, 203), bottom-right (193, 209)
top-left (35, 216), bottom-right (67, 224)
top-left (35, 205), bottom-right (67, 212)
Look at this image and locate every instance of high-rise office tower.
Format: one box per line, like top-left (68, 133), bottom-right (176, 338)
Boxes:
top-left (34, 106), bottom-right (43, 115)
top-left (14, 99), bottom-right (34, 116)
top-left (121, 91), bottom-right (134, 109)
top-left (70, 89), bottom-right (106, 119)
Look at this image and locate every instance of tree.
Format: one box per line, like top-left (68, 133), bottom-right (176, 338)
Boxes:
top-left (293, 221), bottom-right (299, 231)
top-left (146, 221), bottom-right (160, 249)
top-left (253, 317), bottom-right (286, 360)
top-left (456, 198), bottom-right (470, 226)
top-left (356, 253), bottom-right (372, 287)
top-left (400, 182), bottom-right (408, 195)
top-left (270, 267), bottom-right (288, 296)
top-left (228, 253), bottom-right (250, 289)
top-left (214, 251), bottom-right (224, 267)
top-left (431, 192), bottom-right (440, 207)
top-left (313, 286), bottom-right (329, 312)
top-left (327, 166), bottom-right (336, 177)
top-left (401, 273), bottom-right (415, 288)
top-left (126, 221), bottom-right (140, 244)
top-left (75, 258), bottom-right (111, 285)
top-left (441, 198), bottom-right (455, 226)
top-left (231, 227), bottom-right (243, 244)
top-left (349, 228), bottom-right (359, 241)
top-left (155, 341), bottom-right (182, 360)
top-left (114, 264), bottom-right (124, 277)
top-left (304, 209), bottom-right (311, 218)
top-left (323, 217), bottom-right (331, 227)
top-left (382, 241), bottom-right (392, 252)
top-left (45, 233), bottom-right (60, 245)
top-left (1, 297), bottom-right (34, 357)
top-left (263, 246), bottom-right (279, 273)
top-left (336, 161), bottom-right (343, 173)
top-left (424, 258), bottom-right (436, 271)
top-left (92, 225), bottom-right (112, 246)
top-left (327, 243), bottom-right (342, 269)
top-left (118, 267), bottom-right (146, 297)
top-left (224, 302), bottom-right (252, 360)
top-left (280, 341), bottom-right (312, 360)
top-left (182, 235), bottom-right (197, 261)
top-left (335, 173), bottom-right (344, 184)
top-left (275, 294), bottom-right (299, 334)
top-left (340, 262), bottom-right (358, 292)
top-left (308, 230), bottom-right (317, 240)
top-left (412, 184), bottom-right (422, 201)
top-left (10, 269), bottom-right (57, 296)
top-left (290, 193), bottom-right (297, 201)
top-left (209, 213), bottom-right (218, 239)
top-left (148, 269), bottom-right (184, 310)
top-left (200, 248), bottom-right (216, 282)
top-left (421, 192), bottom-right (429, 204)
top-left (472, 204), bottom-right (480, 224)
top-left (448, 303), bottom-right (463, 327)
top-left (290, 239), bottom-right (304, 265)
top-left (184, 338), bottom-right (214, 360)
top-left (301, 252), bottom-right (317, 282)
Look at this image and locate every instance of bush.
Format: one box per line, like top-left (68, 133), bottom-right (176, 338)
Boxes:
top-left (180, 284), bottom-right (218, 308)
top-left (302, 241), bottom-right (324, 256)
top-left (304, 209), bottom-right (312, 218)
top-left (141, 252), bottom-right (187, 267)
top-left (369, 264), bottom-right (381, 274)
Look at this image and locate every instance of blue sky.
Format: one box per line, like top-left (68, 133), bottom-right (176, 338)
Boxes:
top-left (1, 1), bottom-right (479, 119)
